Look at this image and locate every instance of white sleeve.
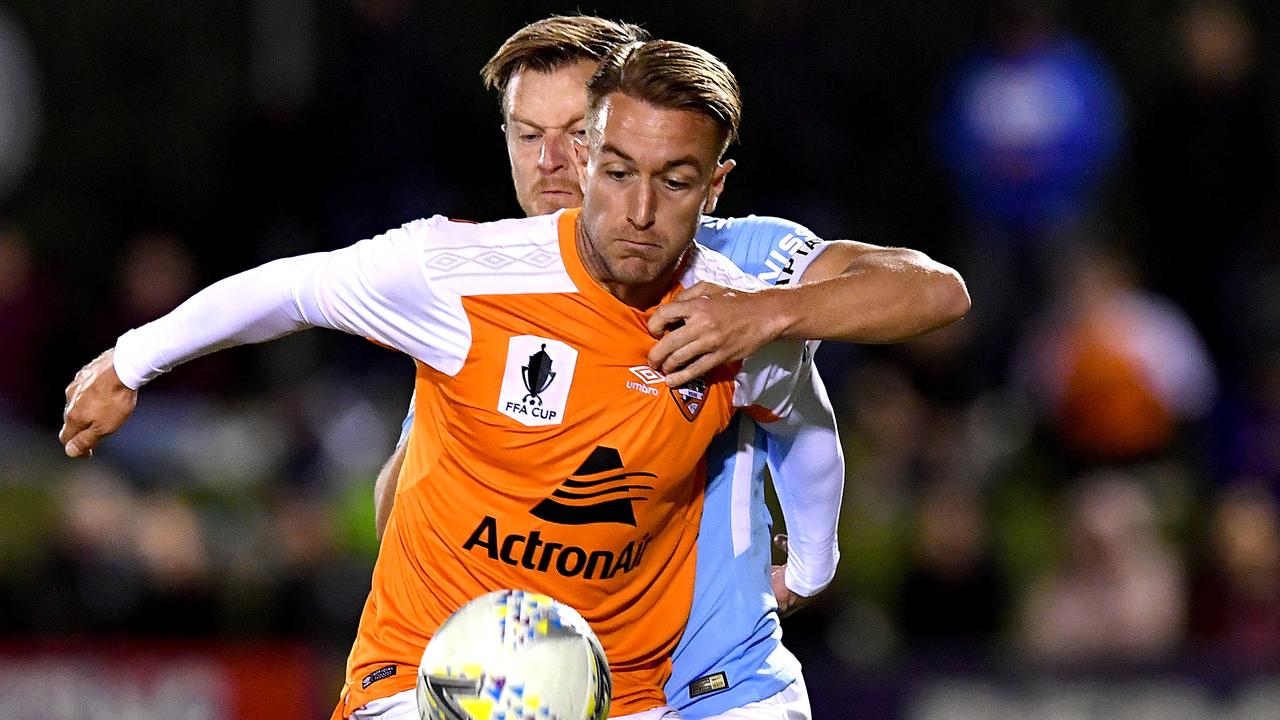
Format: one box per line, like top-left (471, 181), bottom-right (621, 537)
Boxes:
top-left (732, 339), bottom-right (809, 419)
top-left (113, 218), bottom-right (445, 389)
top-left (762, 359), bottom-right (844, 597)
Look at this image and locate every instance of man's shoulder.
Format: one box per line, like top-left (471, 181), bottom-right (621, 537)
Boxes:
top-left (681, 242), bottom-right (767, 292)
top-left (406, 211), bottom-right (561, 249)
top-left (408, 212), bottom-right (570, 291)
top-left (695, 215), bottom-right (825, 287)
top-left (696, 214), bottom-right (817, 244)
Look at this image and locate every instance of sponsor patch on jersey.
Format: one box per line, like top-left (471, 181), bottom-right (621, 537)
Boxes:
top-left (757, 227), bottom-right (823, 286)
top-left (361, 665), bottom-right (397, 689)
top-left (529, 446), bottom-right (656, 527)
top-left (670, 377), bottom-right (707, 422)
top-left (498, 335), bottom-right (578, 426)
top-left (688, 671), bottom-right (730, 698)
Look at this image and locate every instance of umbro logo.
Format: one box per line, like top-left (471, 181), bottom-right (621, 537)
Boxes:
top-left (625, 366), bottom-right (709, 420)
top-left (530, 446), bottom-right (655, 526)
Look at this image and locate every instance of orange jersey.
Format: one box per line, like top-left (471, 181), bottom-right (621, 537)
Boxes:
top-left (332, 209), bottom-right (805, 717)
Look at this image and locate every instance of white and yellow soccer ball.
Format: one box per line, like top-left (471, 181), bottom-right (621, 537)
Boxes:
top-left (417, 589), bottom-right (611, 720)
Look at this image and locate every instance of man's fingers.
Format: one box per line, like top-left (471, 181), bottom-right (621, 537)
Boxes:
top-left (646, 301), bottom-right (691, 338)
top-left (773, 533), bottom-right (789, 557)
top-left (664, 354), bottom-right (721, 389)
top-left (647, 323), bottom-right (699, 369)
top-left (675, 281), bottom-right (732, 302)
top-left (675, 282), bottom-right (709, 302)
top-left (656, 333), bottom-right (715, 375)
top-left (64, 425), bottom-right (101, 458)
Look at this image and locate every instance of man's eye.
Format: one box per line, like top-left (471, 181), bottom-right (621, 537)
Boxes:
top-left (571, 129), bottom-right (587, 138)
top-left (608, 170), bottom-right (629, 181)
top-left (665, 179), bottom-right (691, 191)
top-left (518, 133), bottom-right (541, 143)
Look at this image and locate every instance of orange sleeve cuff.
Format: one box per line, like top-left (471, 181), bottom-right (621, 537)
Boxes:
top-left (743, 405), bottom-right (782, 424)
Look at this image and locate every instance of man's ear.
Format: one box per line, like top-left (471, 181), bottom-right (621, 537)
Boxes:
top-left (702, 158), bottom-right (737, 214)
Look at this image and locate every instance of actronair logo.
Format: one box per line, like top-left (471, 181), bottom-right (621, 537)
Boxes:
top-left (531, 446), bottom-right (655, 527)
top-left (462, 515), bottom-right (653, 581)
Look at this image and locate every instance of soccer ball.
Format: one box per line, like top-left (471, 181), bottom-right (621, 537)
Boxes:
top-left (417, 589), bottom-right (611, 720)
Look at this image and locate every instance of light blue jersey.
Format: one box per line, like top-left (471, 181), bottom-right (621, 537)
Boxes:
top-left (394, 215), bottom-right (829, 717)
top-left (661, 216), bottom-right (827, 717)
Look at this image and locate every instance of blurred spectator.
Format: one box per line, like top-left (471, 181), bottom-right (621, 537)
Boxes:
top-left (114, 232), bottom-right (197, 329)
top-left (99, 231), bottom-right (234, 396)
top-left (935, 0), bottom-right (1125, 382)
top-left (1189, 483), bottom-right (1280, 666)
top-left (936, 1), bottom-right (1124, 236)
top-left (32, 466), bottom-right (149, 634)
top-left (1014, 246), bottom-right (1217, 463)
top-left (899, 481), bottom-right (1008, 650)
top-left (0, 226), bottom-right (53, 424)
top-left (1020, 472), bottom-right (1186, 665)
top-left (1135, 1), bottom-right (1278, 371)
top-left (1219, 355), bottom-right (1280, 489)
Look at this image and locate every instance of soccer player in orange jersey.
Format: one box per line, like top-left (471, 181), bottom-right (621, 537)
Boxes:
top-left (62, 40), bottom-right (858, 720)
top-left (370, 17), bottom-right (970, 720)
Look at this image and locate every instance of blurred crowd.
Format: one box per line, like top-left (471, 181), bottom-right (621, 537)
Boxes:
top-left (3, 0), bottom-right (1280, 701)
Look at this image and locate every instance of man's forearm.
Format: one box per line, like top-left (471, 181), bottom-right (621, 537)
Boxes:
top-left (772, 241), bottom-right (970, 345)
top-left (762, 362), bottom-right (844, 597)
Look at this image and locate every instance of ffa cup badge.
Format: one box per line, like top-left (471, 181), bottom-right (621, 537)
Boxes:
top-left (498, 335), bottom-right (577, 426)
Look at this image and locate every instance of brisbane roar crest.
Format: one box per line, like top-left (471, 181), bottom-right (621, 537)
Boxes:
top-left (670, 377), bottom-right (707, 422)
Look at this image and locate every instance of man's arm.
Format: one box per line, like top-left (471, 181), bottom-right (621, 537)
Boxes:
top-left (649, 239), bottom-right (970, 386)
top-left (753, 354), bottom-right (844, 613)
top-left (374, 395), bottom-right (416, 540)
top-left (734, 339), bottom-right (844, 612)
top-left (374, 442), bottom-right (406, 540)
top-left (62, 219), bottom-right (444, 457)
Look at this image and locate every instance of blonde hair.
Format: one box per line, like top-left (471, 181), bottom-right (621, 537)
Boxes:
top-left (481, 15), bottom-right (649, 109)
top-left (586, 40), bottom-right (741, 154)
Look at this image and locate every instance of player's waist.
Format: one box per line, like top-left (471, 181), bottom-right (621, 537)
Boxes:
top-left (339, 658), bottom-right (670, 718)
top-left (666, 639), bottom-right (800, 715)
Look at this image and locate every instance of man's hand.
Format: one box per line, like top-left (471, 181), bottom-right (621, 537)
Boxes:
top-left (60, 349), bottom-right (138, 458)
top-left (769, 533), bottom-right (815, 617)
top-left (646, 282), bottom-right (791, 388)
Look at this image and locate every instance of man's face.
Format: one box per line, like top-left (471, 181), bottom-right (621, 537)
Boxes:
top-left (575, 93), bottom-right (732, 295)
top-left (503, 60), bottom-right (597, 217)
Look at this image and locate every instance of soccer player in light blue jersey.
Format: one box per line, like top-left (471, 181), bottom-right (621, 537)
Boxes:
top-left (373, 16), bottom-right (969, 719)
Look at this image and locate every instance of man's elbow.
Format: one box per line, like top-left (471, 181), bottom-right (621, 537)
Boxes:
top-left (893, 249), bottom-right (971, 333)
top-left (934, 265), bottom-right (971, 327)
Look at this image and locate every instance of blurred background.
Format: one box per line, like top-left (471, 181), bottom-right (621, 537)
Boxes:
top-left (2, 0), bottom-right (1280, 717)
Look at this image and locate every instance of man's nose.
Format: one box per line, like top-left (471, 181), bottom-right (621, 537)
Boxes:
top-left (537, 133), bottom-right (570, 174)
top-left (628, 182), bottom-right (655, 231)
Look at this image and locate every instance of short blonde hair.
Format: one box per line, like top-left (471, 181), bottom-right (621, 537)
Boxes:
top-left (586, 40), bottom-right (741, 155)
top-left (481, 16), bottom-right (649, 109)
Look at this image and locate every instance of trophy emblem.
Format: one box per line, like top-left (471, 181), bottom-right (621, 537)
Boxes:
top-left (522, 344), bottom-right (557, 405)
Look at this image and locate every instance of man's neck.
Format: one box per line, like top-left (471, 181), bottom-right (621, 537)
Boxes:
top-left (574, 221), bottom-right (683, 310)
